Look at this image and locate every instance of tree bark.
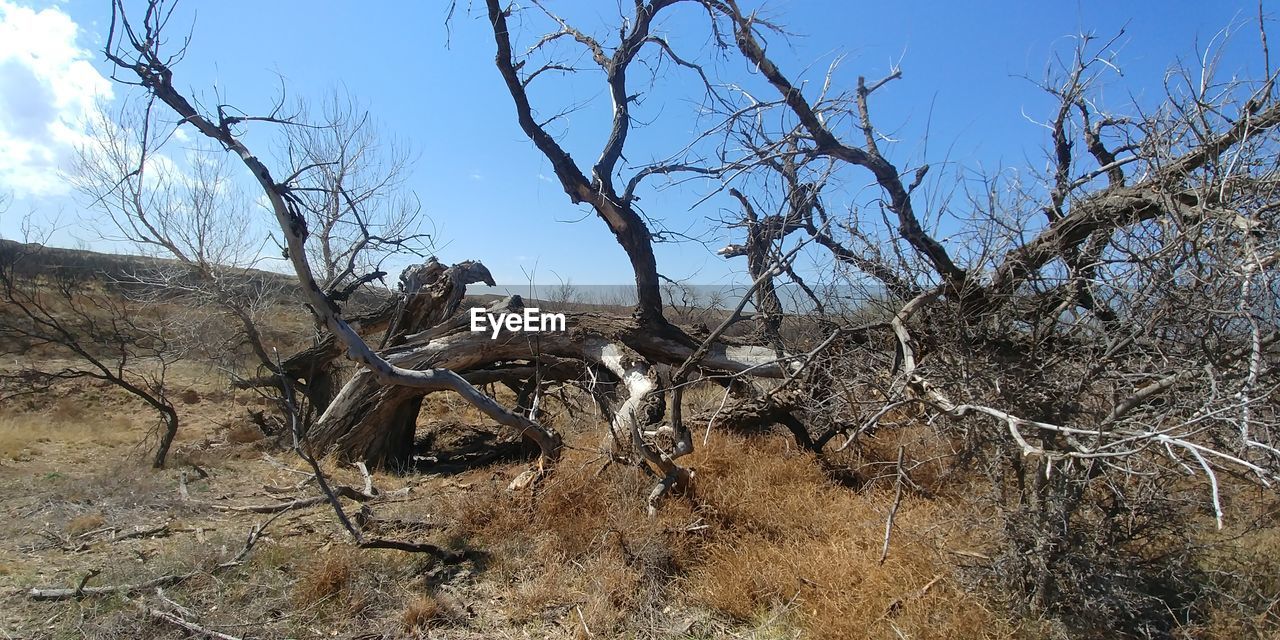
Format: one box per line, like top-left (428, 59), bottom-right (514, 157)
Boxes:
top-left (310, 294), bottom-right (787, 468)
top-left (300, 259), bottom-right (496, 467)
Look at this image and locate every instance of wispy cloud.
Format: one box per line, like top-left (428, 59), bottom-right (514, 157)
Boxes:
top-left (536, 173), bottom-right (553, 183)
top-left (0, 1), bottom-right (112, 197)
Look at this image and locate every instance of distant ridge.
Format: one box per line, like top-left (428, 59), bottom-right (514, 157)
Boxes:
top-left (0, 239), bottom-right (388, 308)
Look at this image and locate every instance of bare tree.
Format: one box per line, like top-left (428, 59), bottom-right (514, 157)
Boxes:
top-left (72, 100), bottom-right (286, 385)
top-left (0, 238), bottom-right (182, 467)
top-left (101, 0), bottom-right (568, 473)
top-left (280, 91), bottom-right (429, 300)
top-left (479, 1), bottom-right (1280, 629)
top-left (702, 6), bottom-right (1280, 629)
top-left (73, 86), bottom-right (435, 427)
top-left (92, 3), bottom-right (1280, 631)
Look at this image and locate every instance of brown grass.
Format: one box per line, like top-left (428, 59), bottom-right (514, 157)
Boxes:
top-left (65, 513), bottom-right (107, 537)
top-left (686, 433), bottom-right (1009, 640)
top-left (400, 591), bottom-right (465, 632)
top-left (401, 594), bottom-right (443, 631)
top-left (436, 425), bottom-right (1016, 639)
top-left (293, 547), bottom-right (356, 610)
top-left (0, 342), bottom-right (1271, 638)
top-left (224, 420), bottom-right (265, 444)
top-left (0, 408), bottom-right (139, 462)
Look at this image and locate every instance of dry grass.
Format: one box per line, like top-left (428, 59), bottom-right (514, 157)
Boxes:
top-left (0, 405), bottom-right (139, 462)
top-left (686, 433), bottom-right (1010, 640)
top-left (401, 591), bottom-right (465, 632)
top-left (435, 424), bottom-right (1018, 639)
top-left (293, 547), bottom-right (357, 609)
top-left (224, 419), bottom-right (266, 444)
top-left (0, 355), bottom-right (1273, 638)
top-left (65, 513), bottom-right (106, 537)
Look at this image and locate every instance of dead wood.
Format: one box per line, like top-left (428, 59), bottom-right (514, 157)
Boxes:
top-left (145, 607), bottom-right (244, 640)
top-left (29, 515), bottom-right (278, 601)
top-left (29, 573), bottom-right (192, 601)
top-left (311, 294), bottom-right (786, 468)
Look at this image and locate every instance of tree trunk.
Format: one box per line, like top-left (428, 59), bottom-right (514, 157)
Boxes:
top-left (303, 258), bottom-right (495, 465)
top-left (152, 404), bottom-right (179, 468)
top-left (310, 292), bottom-right (788, 468)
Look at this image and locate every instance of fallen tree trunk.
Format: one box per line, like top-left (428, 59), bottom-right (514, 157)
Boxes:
top-left (234, 258), bottom-right (495, 415)
top-left (310, 294), bottom-right (788, 468)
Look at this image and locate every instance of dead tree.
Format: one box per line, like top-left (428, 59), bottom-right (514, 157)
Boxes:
top-left (74, 90), bottom-right (428, 426)
top-left (99, 2), bottom-right (793, 520)
top-left (0, 240), bottom-right (182, 467)
top-left (103, 12), bottom-right (1280, 605)
top-left (102, 0), bottom-right (568, 473)
top-left (480, 0), bottom-right (790, 502)
top-left (703, 7), bottom-right (1280, 628)
top-left (72, 102), bottom-right (292, 402)
top-left (304, 258), bottom-right (496, 467)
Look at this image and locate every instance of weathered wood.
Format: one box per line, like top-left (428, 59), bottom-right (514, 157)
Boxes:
top-left (29, 573), bottom-right (193, 601)
top-left (302, 260), bottom-right (506, 467)
top-left (310, 293), bottom-right (789, 468)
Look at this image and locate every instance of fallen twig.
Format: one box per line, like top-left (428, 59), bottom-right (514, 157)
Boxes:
top-left (30, 572), bottom-right (192, 601)
top-left (146, 606), bottom-right (243, 640)
top-left (879, 446), bottom-right (906, 564)
top-left (208, 486), bottom-right (374, 514)
top-left (358, 538), bottom-right (468, 560)
top-left (29, 515), bottom-right (279, 601)
top-left (354, 461), bottom-right (377, 497)
top-left (112, 523), bottom-right (171, 542)
top-left (878, 573), bottom-right (945, 620)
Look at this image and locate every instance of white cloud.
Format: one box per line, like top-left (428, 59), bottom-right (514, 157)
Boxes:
top-left (0, 1), bottom-right (112, 197)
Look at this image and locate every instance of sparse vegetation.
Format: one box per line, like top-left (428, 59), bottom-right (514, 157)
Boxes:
top-left (0, 0), bottom-right (1278, 638)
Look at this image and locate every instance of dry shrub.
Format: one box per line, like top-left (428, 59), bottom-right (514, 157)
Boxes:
top-left (66, 513), bottom-right (106, 537)
top-left (401, 592), bottom-right (464, 631)
top-left (441, 430), bottom-right (1013, 638)
top-left (225, 420), bottom-right (265, 444)
top-left (0, 415), bottom-right (44, 460)
top-left (293, 547), bottom-right (356, 609)
top-left (49, 396), bottom-right (88, 423)
top-left (1177, 502), bottom-right (1280, 639)
top-left (442, 441), bottom-right (698, 634)
top-left (288, 546), bottom-right (407, 627)
top-left (686, 432), bottom-right (1012, 640)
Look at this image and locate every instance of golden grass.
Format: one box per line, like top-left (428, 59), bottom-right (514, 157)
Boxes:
top-left (65, 513), bottom-right (107, 537)
top-left (0, 358), bottom-right (1270, 638)
top-left (401, 594), bottom-right (443, 631)
top-left (400, 591), bottom-right (465, 632)
top-left (0, 409), bottom-right (139, 461)
top-left (686, 433), bottom-right (1011, 640)
top-left (437, 428), bottom-right (1017, 639)
top-left (292, 547), bottom-right (356, 610)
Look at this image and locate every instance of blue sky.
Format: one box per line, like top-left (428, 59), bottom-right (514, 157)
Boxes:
top-left (0, 0), bottom-right (1266, 288)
